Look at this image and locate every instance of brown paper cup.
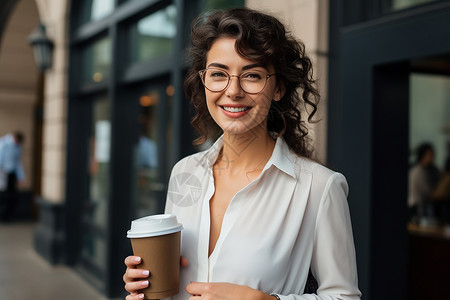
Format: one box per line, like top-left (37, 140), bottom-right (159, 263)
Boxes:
top-left (130, 231), bottom-right (181, 299)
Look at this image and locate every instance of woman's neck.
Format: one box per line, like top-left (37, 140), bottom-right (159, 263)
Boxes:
top-left (216, 127), bottom-right (275, 176)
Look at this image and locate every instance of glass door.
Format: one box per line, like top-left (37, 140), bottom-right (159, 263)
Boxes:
top-left (79, 95), bottom-right (110, 282)
top-left (133, 81), bottom-right (173, 218)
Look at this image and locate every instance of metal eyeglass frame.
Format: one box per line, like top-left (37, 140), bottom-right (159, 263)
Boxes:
top-left (198, 68), bottom-right (277, 94)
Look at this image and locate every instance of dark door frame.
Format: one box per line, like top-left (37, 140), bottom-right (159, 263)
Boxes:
top-left (328, 1), bottom-right (450, 299)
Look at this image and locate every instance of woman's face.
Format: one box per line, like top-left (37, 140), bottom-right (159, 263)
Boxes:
top-left (203, 38), bottom-right (284, 136)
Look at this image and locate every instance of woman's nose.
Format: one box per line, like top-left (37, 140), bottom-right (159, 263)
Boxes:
top-left (225, 75), bottom-right (245, 98)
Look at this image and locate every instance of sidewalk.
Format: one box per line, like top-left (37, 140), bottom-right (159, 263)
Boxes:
top-left (0, 222), bottom-right (111, 300)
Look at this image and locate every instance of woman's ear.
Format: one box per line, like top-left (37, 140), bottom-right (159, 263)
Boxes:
top-left (273, 82), bottom-right (286, 101)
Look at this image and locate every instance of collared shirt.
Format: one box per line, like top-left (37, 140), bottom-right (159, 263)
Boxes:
top-left (408, 163), bottom-right (440, 207)
top-left (0, 134), bottom-right (25, 190)
top-left (165, 136), bottom-right (361, 300)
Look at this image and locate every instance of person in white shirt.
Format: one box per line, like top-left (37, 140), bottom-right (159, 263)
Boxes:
top-left (0, 132), bottom-right (25, 222)
top-left (124, 7), bottom-right (361, 300)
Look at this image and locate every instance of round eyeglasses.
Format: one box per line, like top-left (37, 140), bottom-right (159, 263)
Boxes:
top-left (198, 68), bottom-right (276, 94)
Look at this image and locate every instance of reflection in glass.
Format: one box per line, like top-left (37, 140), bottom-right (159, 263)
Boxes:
top-left (130, 5), bottom-right (177, 63)
top-left (81, 37), bottom-right (111, 86)
top-left (134, 85), bottom-right (174, 218)
top-left (87, 98), bottom-right (110, 228)
top-left (136, 90), bottom-right (159, 218)
top-left (82, 229), bottom-right (107, 270)
top-left (383, 0), bottom-right (439, 11)
top-left (80, 0), bottom-right (114, 24)
top-left (91, 0), bottom-right (114, 21)
top-left (81, 97), bottom-right (110, 270)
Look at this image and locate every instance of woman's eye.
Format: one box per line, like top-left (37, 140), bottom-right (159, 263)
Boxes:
top-left (242, 72), bottom-right (263, 80)
top-left (209, 71), bottom-right (227, 78)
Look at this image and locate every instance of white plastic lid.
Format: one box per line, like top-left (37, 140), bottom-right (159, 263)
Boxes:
top-left (127, 214), bottom-right (183, 238)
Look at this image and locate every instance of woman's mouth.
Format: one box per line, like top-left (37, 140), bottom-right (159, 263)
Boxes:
top-left (221, 106), bottom-right (251, 112)
top-left (219, 105), bottom-right (252, 118)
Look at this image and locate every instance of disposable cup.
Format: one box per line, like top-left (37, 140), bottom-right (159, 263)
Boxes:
top-left (127, 214), bottom-right (183, 299)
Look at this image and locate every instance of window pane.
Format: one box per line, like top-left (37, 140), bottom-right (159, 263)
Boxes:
top-left (129, 4), bottom-right (177, 63)
top-left (409, 73), bottom-right (450, 169)
top-left (135, 90), bottom-right (160, 217)
top-left (82, 229), bottom-right (107, 270)
top-left (134, 84), bottom-right (173, 218)
top-left (408, 73), bottom-right (450, 225)
top-left (80, 96), bottom-right (110, 271)
top-left (81, 36), bottom-right (111, 86)
top-left (87, 97), bottom-right (110, 228)
top-left (80, 0), bottom-right (115, 24)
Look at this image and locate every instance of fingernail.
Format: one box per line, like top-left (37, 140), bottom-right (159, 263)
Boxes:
top-left (142, 270), bottom-right (149, 276)
top-left (134, 257), bottom-right (141, 262)
top-left (142, 280), bottom-right (149, 286)
top-left (138, 294), bottom-right (144, 299)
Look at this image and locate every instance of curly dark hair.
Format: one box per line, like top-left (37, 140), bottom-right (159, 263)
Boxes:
top-left (184, 7), bottom-right (319, 158)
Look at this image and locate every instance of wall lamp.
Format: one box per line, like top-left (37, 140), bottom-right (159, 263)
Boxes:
top-left (28, 23), bottom-right (54, 72)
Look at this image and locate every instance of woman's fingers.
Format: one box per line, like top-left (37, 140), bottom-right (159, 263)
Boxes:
top-left (126, 292), bottom-right (145, 300)
top-left (124, 256), bottom-right (142, 267)
top-left (124, 280), bottom-right (149, 293)
top-left (125, 268), bottom-right (150, 280)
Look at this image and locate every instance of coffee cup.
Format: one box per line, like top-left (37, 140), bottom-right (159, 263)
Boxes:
top-left (127, 214), bottom-right (183, 299)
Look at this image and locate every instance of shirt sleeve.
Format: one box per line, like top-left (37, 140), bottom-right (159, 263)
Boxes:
top-left (0, 139), bottom-right (5, 169)
top-left (275, 173), bottom-right (362, 300)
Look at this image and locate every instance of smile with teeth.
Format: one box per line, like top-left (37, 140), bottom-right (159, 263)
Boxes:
top-left (221, 106), bottom-right (251, 112)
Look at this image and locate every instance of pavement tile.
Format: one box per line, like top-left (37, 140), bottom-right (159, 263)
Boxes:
top-left (0, 222), bottom-right (112, 300)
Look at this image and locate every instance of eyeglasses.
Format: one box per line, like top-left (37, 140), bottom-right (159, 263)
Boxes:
top-left (198, 68), bottom-right (276, 94)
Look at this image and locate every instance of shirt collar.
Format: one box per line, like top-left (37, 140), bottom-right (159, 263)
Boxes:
top-left (203, 136), bottom-right (224, 168)
top-left (265, 136), bottom-right (297, 178)
top-left (202, 135), bottom-right (296, 178)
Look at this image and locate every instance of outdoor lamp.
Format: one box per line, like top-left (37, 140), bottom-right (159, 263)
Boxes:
top-left (28, 23), bottom-right (54, 71)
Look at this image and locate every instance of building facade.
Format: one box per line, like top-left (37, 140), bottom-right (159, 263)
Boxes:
top-left (0, 0), bottom-right (329, 298)
top-left (2, 0), bottom-right (450, 299)
top-left (328, 1), bottom-right (450, 299)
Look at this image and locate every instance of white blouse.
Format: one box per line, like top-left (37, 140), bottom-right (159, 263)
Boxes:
top-left (164, 136), bottom-right (362, 299)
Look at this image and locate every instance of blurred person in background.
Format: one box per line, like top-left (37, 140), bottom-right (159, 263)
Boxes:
top-left (408, 142), bottom-right (441, 224)
top-left (0, 132), bottom-right (25, 222)
top-left (431, 140), bottom-right (450, 224)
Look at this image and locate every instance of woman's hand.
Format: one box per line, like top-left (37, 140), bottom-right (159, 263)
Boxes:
top-left (186, 282), bottom-right (276, 300)
top-left (123, 256), bottom-right (150, 300)
top-left (123, 255), bottom-right (189, 300)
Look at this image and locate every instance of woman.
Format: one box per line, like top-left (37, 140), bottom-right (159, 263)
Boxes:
top-left (124, 7), bottom-right (361, 300)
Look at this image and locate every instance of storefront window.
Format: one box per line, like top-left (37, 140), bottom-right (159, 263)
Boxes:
top-left (82, 230), bottom-right (107, 270)
top-left (68, 0), bottom-right (197, 296)
top-left (81, 36), bottom-right (111, 86)
top-left (87, 97), bottom-right (110, 228)
top-left (129, 4), bottom-right (177, 64)
top-left (135, 90), bottom-right (159, 217)
top-left (133, 84), bottom-right (174, 218)
top-left (79, 0), bottom-right (115, 24)
top-left (81, 97), bottom-right (110, 270)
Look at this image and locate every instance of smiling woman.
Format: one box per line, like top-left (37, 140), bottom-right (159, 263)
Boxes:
top-left (123, 7), bottom-right (362, 300)
top-left (185, 9), bottom-right (319, 157)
